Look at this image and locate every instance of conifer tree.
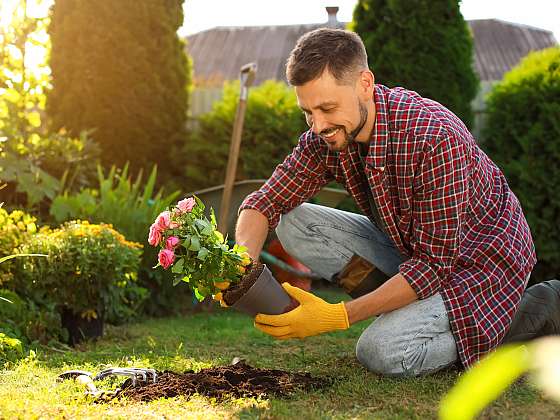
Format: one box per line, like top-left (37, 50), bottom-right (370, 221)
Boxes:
top-left (48, 0), bottom-right (191, 177)
top-left (352, 0), bottom-right (478, 127)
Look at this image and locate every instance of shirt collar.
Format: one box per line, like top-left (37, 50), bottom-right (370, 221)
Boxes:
top-left (364, 84), bottom-right (389, 171)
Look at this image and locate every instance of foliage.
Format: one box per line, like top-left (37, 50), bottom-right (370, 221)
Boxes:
top-left (0, 0), bottom-right (51, 137)
top-left (0, 130), bottom-right (100, 209)
top-left (0, 289), bottom-right (63, 345)
top-left (183, 80), bottom-right (307, 191)
top-left (0, 2), bottom-right (99, 210)
top-left (47, 0), bottom-right (192, 181)
top-left (0, 207), bottom-right (40, 285)
top-left (148, 196), bottom-right (251, 301)
top-left (14, 220), bottom-right (145, 324)
top-left (0, 332), bottom-right (23, 365)
top-left (482, 46), bottom-right (560, 281)
top-left (0, 208), bottom-right (55, 344)
top-left (50, 164), bottom-right (180, 243)
top-left (49, 163), bottom-right (187, 316)
top-left (440, 338), bottom-right (560, 419)
top-left (351, 0), bottom-right (478, 128)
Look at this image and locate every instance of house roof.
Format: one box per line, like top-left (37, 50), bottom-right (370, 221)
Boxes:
top-left (185, 18), bottom-right (557, 86)
top-left (470, 19), bottom-right (557, 81)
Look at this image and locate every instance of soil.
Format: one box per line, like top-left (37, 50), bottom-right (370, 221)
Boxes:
top-left (222, 261), bottom-right (264, 306)
top-left (114, 361), bottom-right (330, 402)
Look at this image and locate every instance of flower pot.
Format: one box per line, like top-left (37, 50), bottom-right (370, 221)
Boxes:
top-left (60, 307), bottom-right (104, 346)
top-left (231, 264), bottom-right (292, 316)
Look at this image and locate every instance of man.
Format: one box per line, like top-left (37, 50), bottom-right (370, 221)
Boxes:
top-left (233, 28), bottom-right (560, 376)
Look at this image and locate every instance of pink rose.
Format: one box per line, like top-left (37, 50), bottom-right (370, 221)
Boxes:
top-left (177, 197), bottom-right (195, 214)
top-left (155, 211), bottom-right (171, 230)
top-left (148, 224), bottom-right (162, 246)
top-left (165, 236), bottom-right (180, 250)
top-left (158, 249), bottom-right (175, 269)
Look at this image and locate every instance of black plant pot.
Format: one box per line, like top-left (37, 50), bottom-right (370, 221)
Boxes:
top-left (231, 264), bottom-right (292, 316)
top-left (60, 307), bottom-right (104, 346)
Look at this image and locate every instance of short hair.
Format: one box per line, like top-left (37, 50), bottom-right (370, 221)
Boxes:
top-left (286, 28), bottom-right (369, 86)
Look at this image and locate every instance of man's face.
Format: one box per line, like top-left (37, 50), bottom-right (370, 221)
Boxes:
top-left (295, 69), bottom-right (372, 152)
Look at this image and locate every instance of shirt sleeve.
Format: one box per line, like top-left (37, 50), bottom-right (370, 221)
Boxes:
top-left (399, 134), bottom-right (469, 299)
top-left (238, 130), bottom-right (333, 230)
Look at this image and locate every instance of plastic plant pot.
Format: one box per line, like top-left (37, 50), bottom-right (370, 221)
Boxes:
top-left (231, 264), bottom-right (292, 316)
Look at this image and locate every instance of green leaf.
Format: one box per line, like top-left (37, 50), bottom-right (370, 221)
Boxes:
top-left (195, 219), bottom-right (213, 236)
top-left (197, 247), bottom-right (209, 261)
top-left (440, 344), bottom-right (530, 420)
top-left (193, 288), bottom-right (204, 301)
top-left (172, 275), bottom-right (182, 286)
top-left (0, 254), bottom-right (47, 264)
top-left (210, 208), bottom-right (217, 228)
top-left (171, 258), bottom-right (184, 274)
top-left (188, 236), bottom-right (200, 251)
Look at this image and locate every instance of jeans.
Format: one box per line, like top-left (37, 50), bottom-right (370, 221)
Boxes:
top-left (276, 203), bottom-right (459, 377)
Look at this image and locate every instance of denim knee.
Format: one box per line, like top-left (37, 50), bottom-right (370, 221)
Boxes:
top-left (275, 204), bottom-right (310, 255)
top-left (355, 328), bottom-right (406, 376)
top-left (356, 324), bottom-right (457, 377)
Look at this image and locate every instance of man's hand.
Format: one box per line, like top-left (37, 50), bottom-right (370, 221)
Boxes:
top-left (254, 283), bottom-right (349, 339)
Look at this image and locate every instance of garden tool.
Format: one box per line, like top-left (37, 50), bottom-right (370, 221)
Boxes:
top-left (58, 367), bottom-right (158, 397)
top-left (333, 254), bottom-right (389, 298)
top-left (218, 62), bottom-right (257, 234)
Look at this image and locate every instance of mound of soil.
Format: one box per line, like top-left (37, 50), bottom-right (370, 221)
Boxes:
top-left (115, 361), bottom-right (329, 402)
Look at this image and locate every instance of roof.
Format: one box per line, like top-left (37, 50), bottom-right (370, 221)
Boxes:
top-left (185, 18), bottom-right (557, 85)
top-left (469, 19), bottom-right (557, 81)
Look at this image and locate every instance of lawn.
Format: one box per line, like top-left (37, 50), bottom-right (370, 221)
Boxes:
top-left (1, 290), bottom-right (559, 419)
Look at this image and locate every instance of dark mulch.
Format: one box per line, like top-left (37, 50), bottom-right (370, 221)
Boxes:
top-left (114, 361), bottom-right (329, 402)
top-left (223, 261), bottom-right (264, 306)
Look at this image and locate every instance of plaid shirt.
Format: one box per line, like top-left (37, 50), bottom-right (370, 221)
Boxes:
top-left (240, 84), bottom-right (537, 367)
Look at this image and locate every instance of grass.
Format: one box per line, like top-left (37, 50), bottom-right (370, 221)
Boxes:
top-left (1, 289), bottom-right (559, 419)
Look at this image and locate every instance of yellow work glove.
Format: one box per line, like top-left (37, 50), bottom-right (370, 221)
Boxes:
top-left (254, 283), bottom-right (349, 339)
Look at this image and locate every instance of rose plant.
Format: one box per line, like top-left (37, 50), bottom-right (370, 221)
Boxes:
top-left (148, 196), bottom-right (252, 303)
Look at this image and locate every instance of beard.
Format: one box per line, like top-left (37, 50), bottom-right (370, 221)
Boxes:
top-left (320, 101), bottom-right (369, 152)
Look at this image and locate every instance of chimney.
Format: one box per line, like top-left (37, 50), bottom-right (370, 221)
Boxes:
top-left (326, 6), bottom-right (339, 28)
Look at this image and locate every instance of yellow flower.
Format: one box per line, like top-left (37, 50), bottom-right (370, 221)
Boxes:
top-left (214, 281), bottom-right (230, 290)
top-left (26, 222), bottom-right (37, 234)
top-left (212, 292), bottom-right (229, 308)
top-left (239, 251), bottom-right (252, 267)
top-left (80, 309), bottom-right (98, 320)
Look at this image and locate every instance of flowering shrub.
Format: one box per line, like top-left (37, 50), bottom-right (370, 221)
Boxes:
top-left (0, 332), bottom-right (23, 364)
top-left (148, 196), bottom-right (251, 301)
top-left (0, 208), bottom-right (41, 286)
top-left (14, 221), bottom-right (146, 323)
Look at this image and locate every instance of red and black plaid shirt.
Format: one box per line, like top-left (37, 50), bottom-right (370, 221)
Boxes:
top-left (240, 84), bottom-right (537, 367)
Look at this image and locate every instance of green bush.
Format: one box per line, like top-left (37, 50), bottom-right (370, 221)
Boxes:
top-left (0, 332), bottom-right (23, 365)
top-left (14, 221), bottom-right (145, 324)
top-left (183, 80), bottom-right (307, 191)
top-left (47, 0), bottom-right (191, 182)
top-left (0, 289), bottom-right (63, 345)
top-left (482, 46), bottom-right (560, 281)
top-left (49, 164), bottom-right (190, 316)
top-left (0, 130), bottom-right (101, 210)
top-left (351, 0), bottom-right (478, 128)
top-left (0, 208), bottom-right (41, 286)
